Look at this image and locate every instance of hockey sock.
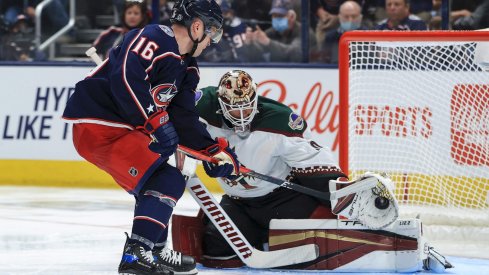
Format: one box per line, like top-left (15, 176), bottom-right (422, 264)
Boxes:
top-left (154, 229), bottom-right (168, 248)
top-left (131, 163), bottom-right (186, 250)
top-left (131, 195), bottom-right (173, 250)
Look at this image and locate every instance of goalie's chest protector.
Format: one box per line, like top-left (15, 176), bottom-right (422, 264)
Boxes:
top-left (195, 87), bottom-right (336, 198)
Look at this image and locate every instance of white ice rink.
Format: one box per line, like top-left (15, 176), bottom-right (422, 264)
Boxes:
top-left (1, 186), bottom-right (489, 275)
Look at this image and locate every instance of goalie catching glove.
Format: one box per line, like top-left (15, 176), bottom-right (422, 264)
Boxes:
top-left (329, 172), bottom-right (399, 229)
top-left (200, 137), bottom-right (239, 180)
top-left (144, 110), bottom-right (179, 160)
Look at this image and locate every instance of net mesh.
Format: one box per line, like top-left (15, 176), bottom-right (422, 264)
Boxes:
top-left (347, 40), bottom-right (489, 217)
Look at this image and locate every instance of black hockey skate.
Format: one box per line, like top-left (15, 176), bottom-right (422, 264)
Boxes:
top-left (153, 246), bottom-right (197, 275)
top-left (118, 233), bottom-right (173, 275)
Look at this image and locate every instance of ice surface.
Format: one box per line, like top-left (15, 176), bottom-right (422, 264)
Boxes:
top-left (0, 186), bottom-right (488, 275)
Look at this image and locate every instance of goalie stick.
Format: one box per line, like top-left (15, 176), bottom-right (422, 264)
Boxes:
top-left (185, 176), bottom-right (319, 268)
top-left (177, 145), bottom-right (379, 201)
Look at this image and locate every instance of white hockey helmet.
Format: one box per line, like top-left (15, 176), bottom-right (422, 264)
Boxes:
top-left (217, 70), bottom-right (258, 132)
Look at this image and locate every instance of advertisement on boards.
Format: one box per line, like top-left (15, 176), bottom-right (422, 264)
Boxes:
top-left (0, 66), bottom-right (340, 162)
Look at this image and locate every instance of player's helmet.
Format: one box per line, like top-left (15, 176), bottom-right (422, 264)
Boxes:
top-left (170, 0), bottom-right (223, 44)
top-left (217, 70), bottom-right (258, 133)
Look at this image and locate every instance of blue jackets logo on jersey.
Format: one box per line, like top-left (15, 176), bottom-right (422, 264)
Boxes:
top-left (151, 82), bottom-right (178, 108)
top-left (288, 112), bottom-right (304, 130)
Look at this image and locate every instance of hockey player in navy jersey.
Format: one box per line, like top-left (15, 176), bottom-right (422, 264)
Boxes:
top-left (62, 0), bottom-right (240, 274)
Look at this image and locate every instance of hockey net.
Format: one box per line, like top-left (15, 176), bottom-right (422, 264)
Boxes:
top-left (339, 31), bottom-right (489, 256)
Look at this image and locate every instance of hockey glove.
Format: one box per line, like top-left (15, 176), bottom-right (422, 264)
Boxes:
top-left (200, 137), bottom-right (239, 180)
top-left (144, 111), bottom-right (179, 160)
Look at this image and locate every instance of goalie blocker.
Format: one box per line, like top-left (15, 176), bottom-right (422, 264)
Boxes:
top-left (172, 214), bottom-right (452, 272)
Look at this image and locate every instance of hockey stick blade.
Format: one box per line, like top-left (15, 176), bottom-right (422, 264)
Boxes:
top-left (186, 177), bottom-right (319, 268)
top-left (177, 145), bottom-right (376, 201)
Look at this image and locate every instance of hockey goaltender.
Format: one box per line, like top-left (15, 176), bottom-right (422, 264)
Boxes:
top-left (168, 70), bottom-right (453, 273)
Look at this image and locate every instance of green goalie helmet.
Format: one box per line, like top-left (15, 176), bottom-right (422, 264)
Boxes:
top-left (217, 70), bottom-right (258, 133)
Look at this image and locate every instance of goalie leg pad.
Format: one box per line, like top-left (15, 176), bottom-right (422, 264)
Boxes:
top-left (171, 210), bottom-right (205, 263)
top-left (268, 218), bottom-right (430, 272)
top-left (171, 210), bottom-right (245, 268)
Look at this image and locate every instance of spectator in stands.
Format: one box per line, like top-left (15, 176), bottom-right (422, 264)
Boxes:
top-left (243, 0), bottom-right (316, 62)
top-left (93, 0), bottom-right (150, 59)
top-left (371, 0), bottom-right (432, 25)
top-left (0, 14), bottom-right (44, 61)
top-left (312, 0), bottom-right (340, 52)
top-left (200, 0), bottom-right (250, 62)
top-left (318, 0), bottom-right (366, 64)
top-left (0, 0), bottom-right (69, 34)
top-left (0, 0), bottom-right (22, 27)
top-left (430, 0), bottom-right (479, 30)
top-left (451, 0), bottom-right (489, 30)
top-left (376, 0), bottom-right (427, 30)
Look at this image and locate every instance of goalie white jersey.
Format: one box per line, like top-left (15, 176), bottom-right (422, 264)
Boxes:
top-left (195, 87), bottom-right (344, 198)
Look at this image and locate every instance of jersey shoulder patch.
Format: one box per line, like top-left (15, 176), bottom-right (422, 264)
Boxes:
top-left (159, 25), bottom-right (174, 37)
top-left (252, 96), bottom-right (307, 137)
top-left (288, 112), bottom-right (305, 130)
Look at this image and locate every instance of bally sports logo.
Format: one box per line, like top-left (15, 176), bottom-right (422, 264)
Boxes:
top-left (450, 84), bottom-right (489, 166)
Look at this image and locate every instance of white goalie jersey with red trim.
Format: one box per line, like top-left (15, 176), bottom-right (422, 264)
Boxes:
top-left (195, 86), bottom-right (342, 198)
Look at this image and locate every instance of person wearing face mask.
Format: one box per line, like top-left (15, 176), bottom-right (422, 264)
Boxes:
top-left (318, 0), bottom-right (367, 63)
top-left (243, 0), bottom-right (316, 62)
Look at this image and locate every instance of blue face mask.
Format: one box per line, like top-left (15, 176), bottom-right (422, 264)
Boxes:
top-left (272, 17), bottom-right (289, 33)
top-left (340, 21), bottom-right (361, 31)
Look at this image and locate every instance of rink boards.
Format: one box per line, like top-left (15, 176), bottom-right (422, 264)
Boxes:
top-left (0, 64), bottom-right (339, 192)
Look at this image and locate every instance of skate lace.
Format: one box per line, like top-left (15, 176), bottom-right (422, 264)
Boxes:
top-left (140, 248), bottom-right (157, 265)
top-left (160, 248), bottom-right (182, 265)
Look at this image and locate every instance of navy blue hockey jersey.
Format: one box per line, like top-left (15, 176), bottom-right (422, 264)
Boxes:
top-left (63, 24), bottom-right (215, 150)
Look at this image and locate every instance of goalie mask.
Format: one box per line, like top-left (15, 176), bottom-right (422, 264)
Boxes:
top-left (217, 70), bottom-right (258, 133)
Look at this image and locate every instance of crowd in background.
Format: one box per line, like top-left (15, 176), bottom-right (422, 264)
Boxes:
top-left (0, 0), bottom-right (488, 63)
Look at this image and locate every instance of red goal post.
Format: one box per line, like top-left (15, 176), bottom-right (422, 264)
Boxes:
top-left (338, 31), bottom-right (489, 250)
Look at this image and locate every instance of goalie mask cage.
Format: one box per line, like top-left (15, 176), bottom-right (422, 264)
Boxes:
top-left (339, 31), bottom-right (489, 256)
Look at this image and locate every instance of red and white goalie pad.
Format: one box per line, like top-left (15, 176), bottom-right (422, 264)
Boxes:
top-left (268, 218), bottom-right (427, 272)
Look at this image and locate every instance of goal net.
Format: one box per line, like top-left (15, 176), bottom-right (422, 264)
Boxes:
top-left (339, 31), bottom-right (489, 256)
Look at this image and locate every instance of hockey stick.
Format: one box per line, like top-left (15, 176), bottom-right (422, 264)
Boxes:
top-left (177, 145), bottom-right (378, 201)
top-left (185, 176), bottom-right (319, 268)
top-left (85, 47), bottom-right (103, 65)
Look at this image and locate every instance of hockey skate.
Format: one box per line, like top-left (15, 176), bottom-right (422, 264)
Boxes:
top-left (118, 233), bottom-right (173, 275)
top-left (153, 246), bottom-right (197, 275)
